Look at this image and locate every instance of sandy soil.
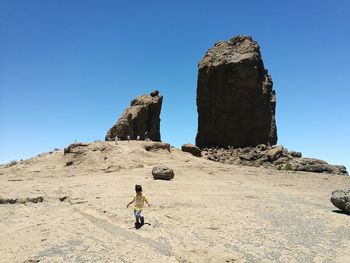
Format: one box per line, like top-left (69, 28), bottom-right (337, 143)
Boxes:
top-left (0, 141), bottom-right (349, 263)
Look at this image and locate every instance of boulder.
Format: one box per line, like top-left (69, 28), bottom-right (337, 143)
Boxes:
top-left (266, 145), bottom-right (283, 161)
top-left (330, 189), bottom-right (350, 214)
top-left (144, 142), bottom-right (170, 152)
top-left (181, 143), bottom-right (201, 157)
top-left (196, 35), bottom-right (277, 148)
top-left (152, 166), bottom-right (174, 180)
top-left (105, 91), bottom-right (163, 142)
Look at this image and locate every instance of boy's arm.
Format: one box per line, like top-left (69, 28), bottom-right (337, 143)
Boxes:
top-left (145, 198), bottom-right (151, 207)
top-left (126, 197), bottom-right (135, 208)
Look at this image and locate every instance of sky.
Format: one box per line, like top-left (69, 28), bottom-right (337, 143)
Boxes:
top-left (1, 0), bottom-right (349, 170)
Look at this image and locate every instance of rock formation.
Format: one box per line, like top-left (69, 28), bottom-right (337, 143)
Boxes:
top-left (105, 90), bottom-right (162, 141)
top-left (201, 145), bottom-right (348, 175)
top-left (196, 35), bottom-right (277, 149)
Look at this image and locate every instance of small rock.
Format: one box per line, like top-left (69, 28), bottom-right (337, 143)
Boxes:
top-left (0, 197), bottom-right (17, 204)
top-left (257, 144), bottom-right (267, 151)
top-left (152, 166), bottom-right (174, 180)
top-left (290, 151), bottom-right (302, 158)
top-left (181, 143), bottom-right (201, 157)
top-left (59, 196), bottom-right (69, 202)
top-left (66, 161), bottom-right (74, 166)
top-left (150, 90), bottom-right (159, 97)
top-left (31, 196), bottom-right (44, 203)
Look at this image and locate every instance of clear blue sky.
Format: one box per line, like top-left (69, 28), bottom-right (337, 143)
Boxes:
top-left (1, 0), bottom-right (349, 170)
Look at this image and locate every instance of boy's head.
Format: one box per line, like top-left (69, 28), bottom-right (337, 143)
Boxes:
top-left (135, 184), bottom-right (142, 193)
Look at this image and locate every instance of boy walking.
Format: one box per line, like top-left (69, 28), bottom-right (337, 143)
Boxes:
top-left (127, 185), bottom-right (150, 227)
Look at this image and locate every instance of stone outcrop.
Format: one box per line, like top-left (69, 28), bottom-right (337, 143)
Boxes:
top-left (290, 158), bottom-right (347, 174)
top-left (64, 142), bottom-right (89, 155)
top-left (330, 189), bottom-right (350, 214)
top-left (152, 166), bottom-right (175, 180)
top-left (105, 91), bottom-right (162, 141)
top-left (143, 142), bottom-right (170, 152)
top-left (181, 143), bottom-right (201, 157)
top-left (196, 35), bottom-right (277, 149)
top-left (201, 145), bottom-right (348, 175)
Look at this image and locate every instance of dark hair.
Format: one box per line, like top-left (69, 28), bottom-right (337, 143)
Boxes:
top-left (135, 184), bottom-right (142, 192)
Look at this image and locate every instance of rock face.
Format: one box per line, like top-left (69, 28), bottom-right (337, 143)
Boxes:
top-left (152, 166), bottom-right (174, 180)
top-left (105, 91), bottom-right (162, 141)
top-left (181, 143), bottom-right (201, 157)
top-left (330, 189), bottom-right (350, 214)
top-left (196, 35), bottom-right (277, 149)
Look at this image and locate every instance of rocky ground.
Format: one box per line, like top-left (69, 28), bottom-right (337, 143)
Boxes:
top-left (1, 141), bottom-right (350, 262)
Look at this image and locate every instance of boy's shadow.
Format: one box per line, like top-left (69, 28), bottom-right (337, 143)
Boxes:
top-left (134, 222), bottom-right (151, 229)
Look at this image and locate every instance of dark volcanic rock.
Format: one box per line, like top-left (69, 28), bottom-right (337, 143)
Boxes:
top-left (144, 142), bottom-right (170, 152)
top-left (0, 196), bottom-right (44, 205)
top-left (181, 143), bottom-right (202, 157)
top-left (201, 145), bottom-right (348, 175)
top-left (152, 166), bottom-right (174, 180)
top-left (290, 158), bottom-right (347, 175)
top-left (105, 91), bottom-right (163, 141)
top-left (330, 189), bottom-right (350, 214)
top-left (196, 35), bottom-right (277, 148)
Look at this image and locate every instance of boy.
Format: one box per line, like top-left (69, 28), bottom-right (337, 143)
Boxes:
top-left (127, 185), bottom-right (150, 227)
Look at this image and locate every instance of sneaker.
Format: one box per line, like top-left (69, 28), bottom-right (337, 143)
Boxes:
top-left (140, 216), bottom-right (144, 225)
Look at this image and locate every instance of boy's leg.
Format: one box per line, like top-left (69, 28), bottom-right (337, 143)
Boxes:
top-left (134, 210), bottom-right (142, 223)
top-left (134, 210), bottom-right (140, 223)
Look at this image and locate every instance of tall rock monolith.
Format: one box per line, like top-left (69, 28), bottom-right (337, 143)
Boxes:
top-left (196, 35), bottom-right (277, 148)
top-left (105, 90), bottom-right (162, 141)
